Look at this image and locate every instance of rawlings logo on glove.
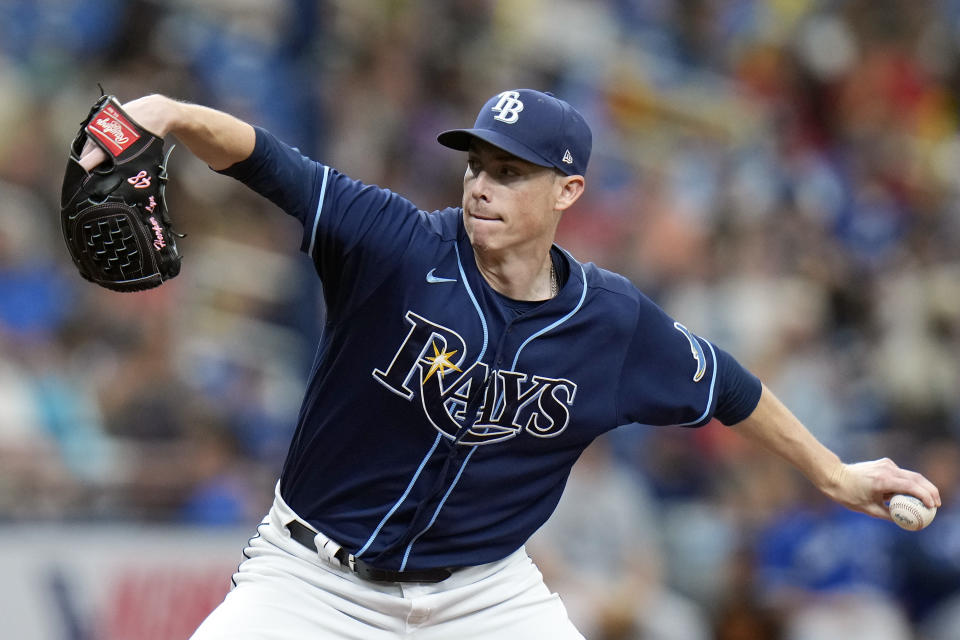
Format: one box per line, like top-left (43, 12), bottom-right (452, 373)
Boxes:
top-left (60, 92), bottom-right (183, 292)
top-left (89, 106), bottom-right (140, 152)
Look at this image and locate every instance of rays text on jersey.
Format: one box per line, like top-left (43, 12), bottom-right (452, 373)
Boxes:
top-left (373, 311), bottom-right (577, 445)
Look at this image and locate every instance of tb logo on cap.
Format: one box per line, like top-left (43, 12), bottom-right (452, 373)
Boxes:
top-left (492, 91), bottom-right (524, 124)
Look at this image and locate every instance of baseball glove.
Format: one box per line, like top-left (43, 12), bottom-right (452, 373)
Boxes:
top-left (60, 93), bottom-right (182, 292)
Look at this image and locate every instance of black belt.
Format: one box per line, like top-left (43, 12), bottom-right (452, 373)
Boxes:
top-left (286, 520), bottom-right (453, 583)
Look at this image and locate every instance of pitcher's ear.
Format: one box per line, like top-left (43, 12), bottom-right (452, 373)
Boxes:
top-left (556, 174), bottom-right (585, 212)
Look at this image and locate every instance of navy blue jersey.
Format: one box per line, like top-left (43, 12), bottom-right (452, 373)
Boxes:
top-left (220, 127), bottom-right (762, 571)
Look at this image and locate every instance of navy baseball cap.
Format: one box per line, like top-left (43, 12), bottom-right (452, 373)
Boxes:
top-left (437, 89), bottom-right (592, 176)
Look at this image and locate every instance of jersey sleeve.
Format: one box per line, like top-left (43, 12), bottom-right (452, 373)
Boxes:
top-left (217, 126), bottom-right (318, 226)
top-left (616, 297), bottom-right (761, 427)
top-left (217, 126), bottom-right (425, 312)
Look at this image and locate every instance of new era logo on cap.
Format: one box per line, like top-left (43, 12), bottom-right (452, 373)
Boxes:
top-left (437, 89), bottom-right (592, 176)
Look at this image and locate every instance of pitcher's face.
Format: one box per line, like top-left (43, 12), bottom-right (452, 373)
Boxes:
top-left (461, 141), bottom-right (566, 254)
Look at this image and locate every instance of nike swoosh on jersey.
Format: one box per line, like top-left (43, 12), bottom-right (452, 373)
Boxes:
top-left (426, 268), bottom-right (457, 284)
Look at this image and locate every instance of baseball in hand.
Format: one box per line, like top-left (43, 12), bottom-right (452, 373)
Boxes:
top-left (888, 494), bottom-right (936, 531)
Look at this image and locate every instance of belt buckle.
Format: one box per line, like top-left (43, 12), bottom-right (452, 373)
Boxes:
top-left (289, 521), bottom-right (452, 583)
top-left (334, 546), bottom-right (357, 572)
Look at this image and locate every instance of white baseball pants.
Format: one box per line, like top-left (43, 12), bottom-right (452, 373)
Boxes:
top-left (190, 486), bottom-right (584, 639)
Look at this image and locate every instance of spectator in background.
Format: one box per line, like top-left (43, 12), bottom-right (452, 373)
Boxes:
top-left (530, 435), bottom-right (711, 640)
top-left (754, 481), bottom-right (913, 640)
top-left (892, 438), bottom-right (960, 640)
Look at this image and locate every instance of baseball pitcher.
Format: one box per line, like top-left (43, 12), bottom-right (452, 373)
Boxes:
top-left (70, 89), bottom-right (941, 639)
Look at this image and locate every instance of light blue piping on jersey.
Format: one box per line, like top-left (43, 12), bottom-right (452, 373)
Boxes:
top-left (355, 240), bottom-right (490, 560)
top-left (354, 432), bottom-right (442, 558)
top-left (454, 242), bottom-right (489, 358)
top-left (306, 166), bottom-right (330, 257)
top-left (400, 446), bottom-right (477, 571)
top-left (401, 250), bottom-right (589, 567)
top-left (509, 255), bottom-right (588, 371)
top-left (483, 256), bottom-right (588, 420)
top-left (673, 338), bottom-right (718, 427)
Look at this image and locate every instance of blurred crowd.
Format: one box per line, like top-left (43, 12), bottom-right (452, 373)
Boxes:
top-left (1, 1), bottom-right (959, 638)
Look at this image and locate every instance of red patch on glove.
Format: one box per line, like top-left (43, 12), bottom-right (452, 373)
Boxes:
top-left (86, 103), bottom-right (142, 156)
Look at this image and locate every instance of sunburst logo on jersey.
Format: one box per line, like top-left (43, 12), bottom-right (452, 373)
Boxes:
top-left (422, 342), bottom-right (461, 382)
